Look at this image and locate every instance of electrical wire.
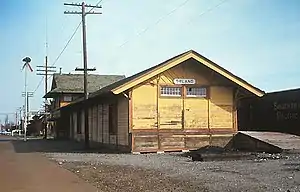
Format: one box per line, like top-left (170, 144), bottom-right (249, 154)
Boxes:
top-left (107, 0), bottom-right (229, 66)
top-left (186, 0), bottom-right (228, 25)
top-left (117, 0), bottom-right (191, 49)
top-left (32, 21), bottom-right (82, 94)
top-left (33, 0), bottom-right (105, 94)
top-left (50, 21), bottom-right (82, 68)
top-left (87, 0), bottom-right (103, 13)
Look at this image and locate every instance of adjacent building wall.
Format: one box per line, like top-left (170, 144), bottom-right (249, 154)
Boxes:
top-left (69, 95), bottom-right (130, 151)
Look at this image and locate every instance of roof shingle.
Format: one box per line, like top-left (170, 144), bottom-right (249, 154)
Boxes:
top-left (44, 73), bottom-right (125, 98)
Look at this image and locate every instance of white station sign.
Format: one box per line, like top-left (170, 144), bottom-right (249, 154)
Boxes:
top-left (173, 78), bottom-right (196, 85)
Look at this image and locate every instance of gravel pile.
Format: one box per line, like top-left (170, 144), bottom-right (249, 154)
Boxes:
top-left (45, 152), bottom-right (300, 192)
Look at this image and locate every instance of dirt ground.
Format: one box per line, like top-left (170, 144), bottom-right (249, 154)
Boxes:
top-left (46, 150), bottom-right (300, 192)
top-left (2, 135), bottom-right (300, 192)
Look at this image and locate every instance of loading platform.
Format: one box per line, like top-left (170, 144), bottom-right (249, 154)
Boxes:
top-left (232, 131), bottom-right (300, 153)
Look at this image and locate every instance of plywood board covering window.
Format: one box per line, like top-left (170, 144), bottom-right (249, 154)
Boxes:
top-left (209, 86), bottom-right (233, 129)
top-left (159, 98), bottom-right (182, 129)
top-left (184, 99), bottom-right (208, 129)
top-left (132, 85), bottom-right (157, 129)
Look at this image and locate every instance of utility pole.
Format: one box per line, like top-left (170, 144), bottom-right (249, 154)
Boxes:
top-left (36, 58), bottom-right (56, 139)
top-left (64, 2), bottom-right (102, 149)
top-left (75, 67), bottom-right (96, 72)
top-left (17, 107), bottom-right (22, 136)
top-left (15, 111), bottom-right (18, 128)
top-left (22, 91), bottom-right (33, 138)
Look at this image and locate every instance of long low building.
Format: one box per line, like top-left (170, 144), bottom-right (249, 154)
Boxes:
top-left (59, 50), bottom-right (265, 153)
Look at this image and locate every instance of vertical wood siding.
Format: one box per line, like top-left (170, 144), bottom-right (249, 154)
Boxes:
top-left (80, 110), bottom-right (84, 139)
top-left (209, 86), bottom-right (233, 129)
top-left (159, 63), bottom-right (210, 85)
top-left (88, 107), bottom-right (92, 140)
top-left (132, 84), bottom-right (157, 129)
top-left (118, 96), bottom-right (129, 146)
top-left (159, 98), bottom-right (182, 129)
top-left (184, 98), bottom-right (208, 129)
top-left (92, 106), bottom-right (98, 142)
top-left (131, 61), bottom-right (236, 152)
top-left (102, 104), bottom-right (109, 144)
top-left (72, 112), bottom-right (77, 139)
top-left (97, 104), bottom-right (103, 143)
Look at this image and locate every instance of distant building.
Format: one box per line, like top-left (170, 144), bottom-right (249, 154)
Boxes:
top-left (44, 73), bottom-right (125, 138)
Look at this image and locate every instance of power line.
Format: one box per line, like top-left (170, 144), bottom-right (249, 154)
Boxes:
top-left (107, 0), bottom-right (228, 66)
top-left (105, 0), bottom-right (191, 66)
top-left (32, 0), bottom-right (102, 94)
top-left (50, 21), bottom-right (82, 67)
top-left (117, 0), bottom-right (191, 49)
top-left (186, 0), bottom-right (228, 25)
top-left (33, 0), bottom-right (109, 95)
top-left (87, 0), bottom-right (103, 13)
top-left (32, 21), bottom-right (82, 94)
top-left (33, 78), bottom-right (44, 93)
top-left (100, 0), bottom-right (191, 70)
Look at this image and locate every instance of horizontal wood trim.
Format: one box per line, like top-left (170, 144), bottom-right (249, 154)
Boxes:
top-left (131, 128), bottom-right (236, 135)
top-left (134, 135), bottom-right (158, 138)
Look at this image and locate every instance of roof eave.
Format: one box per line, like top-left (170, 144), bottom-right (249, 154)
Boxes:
top-left (111, 51), bottom-right (265, 97)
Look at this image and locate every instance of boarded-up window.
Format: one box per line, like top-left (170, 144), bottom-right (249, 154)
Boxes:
top-left (109, 104), bottom-right (117, 135)
top-left (77, 111), bottom-right (81, 134)
top-left (160, 87), bottom-right (182, 97)
top-left (187, 87), bottom-right (207, 98)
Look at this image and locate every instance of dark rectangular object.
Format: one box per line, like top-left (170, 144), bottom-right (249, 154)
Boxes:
top-left (238, 88), bottom-right (300, 136)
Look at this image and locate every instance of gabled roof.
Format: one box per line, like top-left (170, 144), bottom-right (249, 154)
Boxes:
top-left (44, 73), bottom-right (125, 98)
top-left (90, 50), bottom-right (264, 98)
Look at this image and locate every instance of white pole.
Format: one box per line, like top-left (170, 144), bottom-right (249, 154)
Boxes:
top-left (24, 64), bottom-right (27, 142)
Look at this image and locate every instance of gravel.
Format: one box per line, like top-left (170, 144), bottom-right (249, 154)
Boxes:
top-left (45, 151), bottom-right (300, 192)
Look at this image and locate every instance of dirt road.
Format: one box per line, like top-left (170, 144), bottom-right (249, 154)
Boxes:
top-left (0, 136), bottom-right (98, 192)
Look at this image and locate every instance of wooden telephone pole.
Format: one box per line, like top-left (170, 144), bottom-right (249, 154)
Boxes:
top-left (64, 2), bottom-right (102, 149)
top-left (36, 57), bottom-right (56, 139)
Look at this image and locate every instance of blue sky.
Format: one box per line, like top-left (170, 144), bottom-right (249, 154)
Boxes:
top-left (1, 0), bottom-right (300, 122)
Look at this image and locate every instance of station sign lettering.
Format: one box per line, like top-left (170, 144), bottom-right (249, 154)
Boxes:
top-left (173, 78), bottom-right (196, 85)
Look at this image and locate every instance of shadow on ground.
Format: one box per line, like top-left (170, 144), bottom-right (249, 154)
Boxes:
top-left (10, 137), bottom-right (128, 154)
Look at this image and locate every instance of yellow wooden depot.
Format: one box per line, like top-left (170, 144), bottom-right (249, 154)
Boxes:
top-left (61, 50), bottom-right (264, 153)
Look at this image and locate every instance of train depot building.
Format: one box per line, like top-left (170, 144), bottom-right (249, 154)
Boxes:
top-left (57, 50), bottom-right (265, 153)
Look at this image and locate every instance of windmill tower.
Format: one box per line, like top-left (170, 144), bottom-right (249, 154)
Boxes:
top-left (22, 57), bottom-right (33, 141)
